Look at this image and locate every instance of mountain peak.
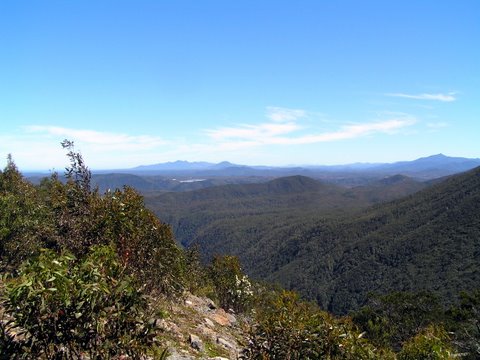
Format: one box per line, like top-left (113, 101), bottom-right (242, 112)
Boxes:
top-left (429, 153), bottom-right (447, 159)
top-left (213, 161), bottom-right (239, 169)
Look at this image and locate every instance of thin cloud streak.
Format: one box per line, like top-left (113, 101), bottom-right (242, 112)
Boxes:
top-left (5, 110), bottom-right (416, 170)
top-left (273, 118), bottom-right (416, 145)
top-left (386, 92), bottom-right (456, 102)
top-left (206, 122), bottom-right (301, 141)
top-left (266, 106), bottom-right (307, 122)
top-left (24, 125), bottom-right (167, 150)
top-left (206, 117), bottom-right (416, 147)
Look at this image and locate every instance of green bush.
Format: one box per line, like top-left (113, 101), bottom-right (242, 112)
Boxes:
top-left (398, 325), bottom-right (454, 360)
top-left (100, 186), bottom-right (186, 295)
top-left (242, 290), bottom-right (391, 359)
top-left (0, 155), bottom-right (54, 268)
top-left (446, 290), bottom-right (480, 359)
top-left (183, 245), bottom-right (211, 295)
top-left (209, 255), bottom-right (253, 313)
top-left (1, 142), bottom-right (188, 297)
top-left (352, 291), bottom-right (445, 351)
top-left (1, 245), bottom-right (155, 359)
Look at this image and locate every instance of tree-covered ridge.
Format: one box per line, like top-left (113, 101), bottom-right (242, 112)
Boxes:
top-left (144, 173), bottom-right (427, 273)
top-left (270, 165), bottom-right (480, 313)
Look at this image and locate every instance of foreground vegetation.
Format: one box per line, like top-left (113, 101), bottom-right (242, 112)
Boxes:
top-left (1, 142), bottom-right (479, 358)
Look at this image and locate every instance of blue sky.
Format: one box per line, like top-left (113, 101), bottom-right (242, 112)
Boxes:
top-left (1, 1), bottom-right (479, 170)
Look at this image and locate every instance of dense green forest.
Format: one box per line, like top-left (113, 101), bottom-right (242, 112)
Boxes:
top-left (1, 144), bottom-right (479, 358)
top-left (145, 174), bottom-right (426, 269)
top-left (146, 167), bottom-right (480, 315)
top-left (269, 166), bottom-right (480, 314)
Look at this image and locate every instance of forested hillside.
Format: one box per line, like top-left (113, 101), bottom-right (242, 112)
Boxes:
top-left (145, 174), bottom-right (426, 253)
top-left (147, 167), bottom-right (480, 315)
top-left (268, 166), bottom-right (480, 313)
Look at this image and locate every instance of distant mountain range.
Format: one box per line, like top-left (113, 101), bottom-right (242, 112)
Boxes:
top-left (125, 154), bottom-right (480, 180)
top-left (25, 154), bottom-right (480, 192)
top-left (132, 160), bottom-right (240, 171)
top-left (365, 153), bottom-right (480, 177)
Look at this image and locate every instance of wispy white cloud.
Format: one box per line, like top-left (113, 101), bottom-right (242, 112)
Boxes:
top-left (206, 121), bottom-right (301, 142)
top-left (205, 106), bottom-right (306, 143)
top-left (386, 92), bottom-right (456, 102)
top-left (24, 125), bottom-right (167, 151)
top-left (205, 108), bottom-right (416, 148)
top-left (0, 126), bottom-right (169, 170)
top-left (278, 118), bottom-right (416, 145)
top-left (266, 106), bottom-right (307, 122)
top-left (3, 109), bottom-right (416, 170)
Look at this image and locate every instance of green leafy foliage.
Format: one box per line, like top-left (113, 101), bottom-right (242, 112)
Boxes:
top-left (447, 290), bottom-right (480, 358)
top-left (0, 145), bottom-right (186, 357)
top-left (1, 245), bottom-right (155, 359)
top-left (100, 187), bottom-right (186, 294)
top-left (397, 325), bottom-right (454, 360)
top-left (209, 255), bottom-right (253, 313)
top-left (352, 291), bottom-right (445, 350)
top-left (0, 155), bottom-right (54, 268)
top-left (243, 290), bottom-right (461, 358)
top-left (1, 143), bottom-right (186, 296)
top-left (182, 245), bottom-right (211, 294)
top-left (243, 290), bottom-right (393, 359)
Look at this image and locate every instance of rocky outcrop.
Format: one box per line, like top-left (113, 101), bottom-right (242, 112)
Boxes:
top-left (159, 293), bottom-right (246, 360)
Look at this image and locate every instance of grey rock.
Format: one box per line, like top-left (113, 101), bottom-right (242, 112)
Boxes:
top-left (206, 298), bottom-right (217, 310)
top-left (189, 333), bottom-right (204, 352)
top-left (204, 317), bottom-right (215, 328)
top-left (216, 337), bottom-right (235, 350)
top-left (166, 348), bottom-right (195, 360)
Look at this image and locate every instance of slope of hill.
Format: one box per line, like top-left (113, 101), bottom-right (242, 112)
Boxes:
top-left (146, 168), bottom-right (480, 314)
top-left (145, 175), bottom-right (367, 258)
top-left (149, 176), bottom-right (349, 261)
top-left (279, 165), bottom-right (480, 313)
top-left (29, 173), bottom-right (274, 194)
top-left (4, 150), bottom-right (479, 358)
top-left (145, 174), bottom-right (427, 291)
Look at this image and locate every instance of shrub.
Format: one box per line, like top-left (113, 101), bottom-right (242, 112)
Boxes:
top-left (398, 325), bottom-right (454, 360)
top-left (100, 186), bottom-right (186, 295)
top-left (242, 290), bottom-right (391, 359)
top-left (1, 245), bottom-right (155, 359)
top-left (446, 290), bottom-right (480, 359)
top-left (1, 141), bottom-right (188, 297)
top-left (352, 291), bottom-right (445, 351)
top-left (0, 155), bottom-right (54, 268)
top-left (209, 255), bottom-right (253, 313)
top-left (183, 245), bottom-right (211, 295)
